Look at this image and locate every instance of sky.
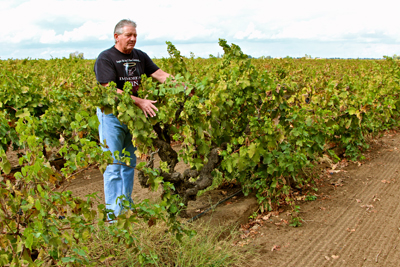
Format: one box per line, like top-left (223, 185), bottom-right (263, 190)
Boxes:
top-left (1, 0), bottom-right (400, 60)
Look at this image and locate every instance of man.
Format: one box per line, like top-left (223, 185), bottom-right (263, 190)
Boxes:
top-left (94, 19), bottom-right (171, 219)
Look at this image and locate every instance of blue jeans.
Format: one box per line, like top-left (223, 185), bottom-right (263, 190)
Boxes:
top-left (97, 108), bottom-right (137, 218)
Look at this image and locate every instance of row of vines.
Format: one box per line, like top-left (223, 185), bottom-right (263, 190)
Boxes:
top-left (1, 40), bottom-right (400, 265)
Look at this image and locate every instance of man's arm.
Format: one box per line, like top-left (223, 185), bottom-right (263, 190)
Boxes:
top-left (101, 83), bottom-right (158, 118)
top-left (100, 68), bottom-right (173, 118)
top-left (100, 69), bottom-right (167, 118)
top-left (151, 69), bottom-right (193, 96)
top-left (150, 69), bottom-right (172, 83)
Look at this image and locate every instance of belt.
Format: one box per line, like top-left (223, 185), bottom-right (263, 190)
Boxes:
top-left (100, 105), bottom-right (113, 115)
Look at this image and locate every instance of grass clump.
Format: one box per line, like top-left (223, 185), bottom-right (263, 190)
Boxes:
top-left (81, 219), bottom-right (251, 266)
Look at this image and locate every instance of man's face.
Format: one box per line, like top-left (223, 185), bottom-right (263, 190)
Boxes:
top-left (115, 25), bottom-right (137, 54)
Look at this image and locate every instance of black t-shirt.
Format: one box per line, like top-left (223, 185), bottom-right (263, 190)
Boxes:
top-left (94, 46), bottom-right (159, 96)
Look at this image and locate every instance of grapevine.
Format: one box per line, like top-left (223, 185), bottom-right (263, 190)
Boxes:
top-left (1, 44), bottom-right (400, 265)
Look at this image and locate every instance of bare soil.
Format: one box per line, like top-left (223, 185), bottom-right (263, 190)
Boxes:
top-left (62, 146), bottom-right (259, 227)
top-left (242, 130), bottom-right (400, 267)
top-left (6, 131), bottom-right (400, 266)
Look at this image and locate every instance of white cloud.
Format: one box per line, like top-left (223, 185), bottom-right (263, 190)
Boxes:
top-left (38, 21), bottom-right (113, 44)
top-left (234, 23), bottom-right (267, 40)
top-left (1, 0), bottom-right (400, 59)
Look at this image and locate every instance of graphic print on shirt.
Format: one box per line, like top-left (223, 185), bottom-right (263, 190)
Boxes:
top-left (116, 58), bottom-right (141, 94)
top-left (123, 61), bottom-right (140, 94)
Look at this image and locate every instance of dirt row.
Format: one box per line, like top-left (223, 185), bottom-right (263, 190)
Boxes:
top-left (244, 131), bottom-right (400, 266)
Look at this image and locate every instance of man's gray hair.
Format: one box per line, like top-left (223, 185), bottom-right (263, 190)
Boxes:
top-left (114, 19), bottom-right (137, 36)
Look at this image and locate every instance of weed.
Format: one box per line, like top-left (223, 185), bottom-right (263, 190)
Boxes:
top-left (305, 195), bottom-right (317, 201)
top-left (249, 211), bottom-right (259, 220)
top-left (289, 205), bottom-right (304, 227)
top-left (289, 216), bottom-right (303, 227)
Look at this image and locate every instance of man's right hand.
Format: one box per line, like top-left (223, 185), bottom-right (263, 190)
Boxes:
top-left (132, 96), bottom-right (158, 118)
top-left (104, 84), bottom-right (158, 118)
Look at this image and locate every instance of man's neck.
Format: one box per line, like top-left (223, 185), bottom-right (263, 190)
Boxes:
top-left (114, 45), bottom-right (133, 54)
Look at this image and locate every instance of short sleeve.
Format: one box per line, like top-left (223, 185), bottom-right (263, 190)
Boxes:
top-left (94, 55), bottom-right (117, 85)
top-left (140, 51), bottom-right (159, 76)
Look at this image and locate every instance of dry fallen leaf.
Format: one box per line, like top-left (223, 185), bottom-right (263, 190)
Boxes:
top-left (373, 195), bottom-right (380, 202)
top-left (271, 245), bottom-right (281, 251)
top-left (325, 256), bottom-right (330, 261)
top-left (147, 217), bottom-right (156, 227)
top-left (262, 214), bottom-right (272, 221)
top-left (332, 255), bottom-right (339, 259)
top-left (361, 204), bottom-right (374, 211)
top-left (296, 196), bottom-right (306, 201)
top-left (363, 204), bottom-right (373, 208)
top-left (331, 179), bottom-right (344, 186)
top-left (346, 228), bottom-right (356, 232)
top-left (356, 199), bottom-right (362, 203)
top-left (235, 240), bottom-right (251, 247)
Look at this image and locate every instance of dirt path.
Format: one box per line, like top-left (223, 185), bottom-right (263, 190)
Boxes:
top-left (53, 131), bottom-right (400, 266)
top-left (244, 131), bottom-right (400, 266)
top-left (64, 151), bottom-right (188, 205)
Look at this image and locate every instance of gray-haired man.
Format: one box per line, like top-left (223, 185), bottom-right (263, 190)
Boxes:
top-left (94, 19), bottom-right (171, 219)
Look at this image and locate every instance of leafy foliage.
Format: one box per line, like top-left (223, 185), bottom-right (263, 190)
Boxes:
top-left (1, 45), bottom-right (400, 265)
top-left (0, 58), bottom-right (191, 266)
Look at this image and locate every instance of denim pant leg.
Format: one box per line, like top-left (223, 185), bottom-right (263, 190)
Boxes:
top-left (97, 108), bottom-right (137, 218)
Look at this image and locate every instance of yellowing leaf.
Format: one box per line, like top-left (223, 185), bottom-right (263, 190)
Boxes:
top-left (248, 143), bottom-right (257, 159)
top-left (49, 175), bottom-right (57, 184)
top-left (13, 190), bottom-right (23, 196)
top-left (82, 228), bottom-right (90, 240)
